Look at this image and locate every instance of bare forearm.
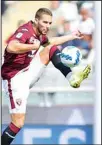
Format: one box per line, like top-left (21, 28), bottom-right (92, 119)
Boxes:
top-left (49, 30), bottom-right (83, 46)
top-left (7, 40), bottom-right (40, 54)
top-left (49, 34), bottom-right (74, 46)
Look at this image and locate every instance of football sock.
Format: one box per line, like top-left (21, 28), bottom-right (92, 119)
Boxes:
top-left (49, 45), bottom-right (72, 77)
top-left (1, 122), bottom-right (21, 145)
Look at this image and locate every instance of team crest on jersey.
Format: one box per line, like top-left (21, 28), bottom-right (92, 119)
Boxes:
top-left (30, 36), bottom-right (38, 44)
top-left (16, 98), bottom-right (22, 106)
top-left (29, 36), bottom-right (35, 43)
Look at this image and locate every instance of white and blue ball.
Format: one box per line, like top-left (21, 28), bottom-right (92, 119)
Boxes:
top-left (60, 46), bottom-right (82, 68)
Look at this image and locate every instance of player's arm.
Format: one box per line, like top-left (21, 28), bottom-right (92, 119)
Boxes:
top-left (49, 30), bottom-right (83, 46)
top-left (7, 39), bottom-right (40, 54)
top-left (7, 30), bottom-right (40, 54)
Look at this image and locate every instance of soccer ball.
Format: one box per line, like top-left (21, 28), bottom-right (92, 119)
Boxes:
top-left (60, 46), bottom-right (82, 68)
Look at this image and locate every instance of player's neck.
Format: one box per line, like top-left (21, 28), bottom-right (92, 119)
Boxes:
top-left (33, 22), bottom-right (40, 37)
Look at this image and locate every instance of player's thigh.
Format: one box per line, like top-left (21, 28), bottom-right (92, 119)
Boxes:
top-left (3, 72), bottom-right (30, 114)
top-left (28, 52), bottom-right (46, 88)
top-left (39, 46), bottom-right (50, 65)
top-left (37, 45), bottom-right (53, 64)
top-left (28, 45), bottom-right (53, 87)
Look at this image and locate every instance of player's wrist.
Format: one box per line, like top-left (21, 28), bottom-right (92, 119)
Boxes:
top-left (32, 40), bottom-right (41, 50)
top-left (68, 34), bottom-right (75, 40)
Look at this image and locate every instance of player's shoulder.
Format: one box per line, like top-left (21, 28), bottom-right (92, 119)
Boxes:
top-left (17, 21), bottom-right (30, 32)
top-left (17, 20), bottom-right (36, 37)
top-left (13, 21), bottom-right (32, 39)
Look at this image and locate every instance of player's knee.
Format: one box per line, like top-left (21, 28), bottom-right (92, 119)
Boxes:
top-left (12, 119), bottom-right (25, 128)
top-left (11, 114), bottom-right (25, 128)
top-left (15, 119), bottom-right (25, 128)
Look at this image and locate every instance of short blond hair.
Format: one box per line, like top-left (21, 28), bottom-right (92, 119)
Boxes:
top-left (35, 8), bottom-right (52, 19)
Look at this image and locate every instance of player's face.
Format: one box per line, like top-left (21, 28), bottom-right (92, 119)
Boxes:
top-left (36, 14), bottom-right (52, 35)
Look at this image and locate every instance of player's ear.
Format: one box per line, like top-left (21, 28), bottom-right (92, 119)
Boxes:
top-left (35, 18), bottom-right (38, 24)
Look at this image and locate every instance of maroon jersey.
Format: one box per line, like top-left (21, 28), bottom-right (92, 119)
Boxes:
top-left (1, 21), bottom-right (48, 80)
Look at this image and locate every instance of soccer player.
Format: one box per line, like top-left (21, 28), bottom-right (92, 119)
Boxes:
top-left (1, 8), bottom-right (91, 145)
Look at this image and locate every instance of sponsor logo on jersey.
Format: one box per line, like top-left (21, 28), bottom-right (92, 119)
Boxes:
top-left (28, 50), bottom-right (36, 58)
top-left (21, 28), bottom-right (28, 31)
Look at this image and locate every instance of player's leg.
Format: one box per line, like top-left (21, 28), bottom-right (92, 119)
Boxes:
top-left (2, 72), bottom-right (29, 145)
top-left (33, 44), bottom-right (91, 88)
top-left (49, 45), bottom-right (91, 88)
top-left (2, 114), bottom-right (25, 145)
top-left (28, 44), bottom-right (71, 88)
top-left (31, 45), bottom-right (73, 86)
top-left (68, 64), bottom-right (91, 88)
top-left (28, 44), bottom-right (90, 88)
top-left (49, 45), bottom-right (72, 76)
top-left (28, 45), bottom-right (52, 87)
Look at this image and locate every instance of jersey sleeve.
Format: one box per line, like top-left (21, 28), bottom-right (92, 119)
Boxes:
top-left (7, 29), bottom-right (30, 44)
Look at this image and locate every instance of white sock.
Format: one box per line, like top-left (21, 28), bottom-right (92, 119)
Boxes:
top-left (66, 71), bottom-right (73, 81)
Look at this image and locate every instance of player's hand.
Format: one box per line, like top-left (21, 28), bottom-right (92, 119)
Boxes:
top-left (39, 35), bottom-right (49, 45)
top-left (72, 30), bottom-right (84, 40)
top-left (33, 39), bottom-right (40, 50)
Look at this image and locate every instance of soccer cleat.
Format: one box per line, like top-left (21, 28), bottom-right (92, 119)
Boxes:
top-left (69, 64), bottom-right (91, 88)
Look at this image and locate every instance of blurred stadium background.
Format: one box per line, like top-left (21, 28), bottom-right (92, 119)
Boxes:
top-left (2, 1), bottom-right (95, 144)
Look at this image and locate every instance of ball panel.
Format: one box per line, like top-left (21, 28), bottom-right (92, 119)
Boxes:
top-left (60, 46), bottom-right (82, 68)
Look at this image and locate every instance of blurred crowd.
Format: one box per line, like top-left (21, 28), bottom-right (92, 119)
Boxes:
top-left (2, 1), bottom-right (95, 67)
